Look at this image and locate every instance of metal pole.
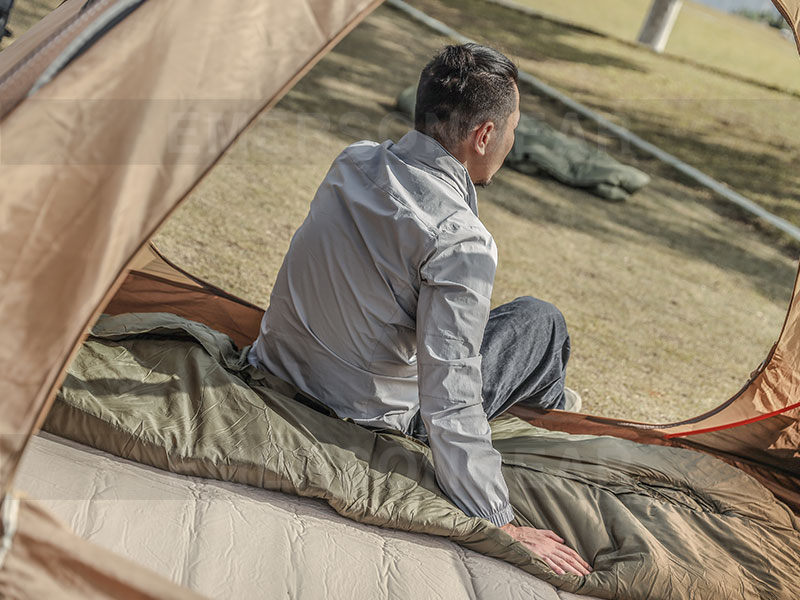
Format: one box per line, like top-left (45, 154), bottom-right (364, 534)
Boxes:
top-left (637, 0), bottom-right (683, 53)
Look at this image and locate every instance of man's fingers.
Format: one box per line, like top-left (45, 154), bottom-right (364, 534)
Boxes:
top-left (577, 554), bottom-right (592, 572)
top-left (555, 549), bottom-right (591, 576)
top-left (510, 527), bottom-right (592, 577)
top-left (559, 545), bottom-right (592, 572)
top-left (540, 529), bottom-right (564, 543)
top-left (550, 554), bottom-right (583, 575)
top-left (539, 547), bottom-right (589, 577)
top-left (543, 556), bottom-right (565, 576)
top-left (540, 530), bottom-right (592, 573)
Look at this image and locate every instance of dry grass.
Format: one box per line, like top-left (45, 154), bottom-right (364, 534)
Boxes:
top-left (4, 0), bottom-right (796, 423)
top-left (505, 0), bottom-right (800, 95)
top-left (153, 4), bottom-right (795, 423)
top-left (411, 0), bottom-right (800, 240)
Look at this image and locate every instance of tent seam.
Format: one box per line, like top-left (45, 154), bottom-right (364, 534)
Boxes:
top-left (0, 0), bottom-right (111, 93)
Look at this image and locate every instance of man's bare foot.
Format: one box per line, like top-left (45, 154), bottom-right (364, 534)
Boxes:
top-left (500, 523), bottom-right (592, 576)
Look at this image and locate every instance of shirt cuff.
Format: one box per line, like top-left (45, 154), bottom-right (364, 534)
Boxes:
top-left (481, 504), bottom-right (515, 527)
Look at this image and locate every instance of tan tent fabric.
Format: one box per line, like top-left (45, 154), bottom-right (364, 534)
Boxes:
top-left (127, 244), bottom-right (203, 287)
top-left (107, 245), bottom-right (264, 349)
top-left (2, 0), bottom-right (800, 596)
top-left (0, 0), bottom-right (382, 496)
top-left (773, 0), bottom-right (800, 53)
top-left (654, 265), bottom-right (800, 437)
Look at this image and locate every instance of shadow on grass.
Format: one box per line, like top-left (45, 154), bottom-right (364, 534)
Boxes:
top-left (277, 50), bottom-right (417, 145)
top-left (275, 9), bottom-right (796, 307)
top-left (405, 0), bottom-right (649, 74)
top-left (515, 80), bottom-right (800, 217)
top-left (629, 116), bottom-right (800, 213)
top-left (485, 171), bottom-right (796, 305)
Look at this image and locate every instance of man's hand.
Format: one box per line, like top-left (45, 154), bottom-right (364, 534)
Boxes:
top-left (500, 523), bottom-right (592, 576)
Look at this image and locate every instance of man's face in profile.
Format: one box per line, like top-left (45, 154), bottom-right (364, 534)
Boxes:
top-left (475, 84), bottom-right (521, 188)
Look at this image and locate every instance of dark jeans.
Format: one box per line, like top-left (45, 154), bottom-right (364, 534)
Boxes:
top-left (410, 296), bottom-right (570, 439)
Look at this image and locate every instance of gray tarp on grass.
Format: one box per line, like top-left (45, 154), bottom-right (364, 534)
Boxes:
top-left (44, 312), bottom-right (800, 599)
top-left (396, 85), bottom-right (650, 201)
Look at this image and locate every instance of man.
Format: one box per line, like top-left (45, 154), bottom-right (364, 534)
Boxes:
top-left (250, 43), bottom-right (591, 576)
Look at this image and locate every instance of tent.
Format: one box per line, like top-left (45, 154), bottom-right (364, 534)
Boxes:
top-left (2, 0), bottom-right (800, 597)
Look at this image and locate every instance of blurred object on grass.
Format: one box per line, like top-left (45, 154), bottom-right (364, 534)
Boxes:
top-left (397, 83), bottom-right (651, 201)
top-left (0, 0), bottom-right (59, 49)
top-left (0, 0), bottom-right (15, 43)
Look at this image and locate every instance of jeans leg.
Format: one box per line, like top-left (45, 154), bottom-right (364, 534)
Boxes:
top-left (480, 296), bottom-right (571, 420)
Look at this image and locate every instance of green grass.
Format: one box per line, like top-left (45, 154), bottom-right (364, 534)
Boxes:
top-left (504, 0), bottom-right (800, 94)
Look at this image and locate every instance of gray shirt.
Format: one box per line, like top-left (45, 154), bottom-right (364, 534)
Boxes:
top-left (249, 129), bottom-right (513, 527)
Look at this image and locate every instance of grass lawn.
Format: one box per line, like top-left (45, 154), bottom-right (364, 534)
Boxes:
top-left (151, 4), bottom-right (795, 423)
top-left (411, 0), bottom-right (800, 242)
top-left (4, 0), bottom-right (797, 423)
top-left (504, 0), bottom-right (800, 95)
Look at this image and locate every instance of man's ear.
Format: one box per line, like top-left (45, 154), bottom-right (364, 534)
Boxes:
top-left (473, 121), bottom-right (495, 156)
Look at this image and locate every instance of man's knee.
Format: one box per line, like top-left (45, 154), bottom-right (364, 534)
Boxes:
top-left (511, 296), bottom-right (566, 329)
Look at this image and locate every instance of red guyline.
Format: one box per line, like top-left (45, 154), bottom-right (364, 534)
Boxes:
top-left (664, 400), bottom-right (800, 439)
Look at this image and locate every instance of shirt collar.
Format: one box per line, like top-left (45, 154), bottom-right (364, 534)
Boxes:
top-left (391, 129), bottom-right (479, 216)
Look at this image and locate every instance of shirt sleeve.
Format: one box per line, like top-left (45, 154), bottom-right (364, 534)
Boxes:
top-left (416, 224), bottom-right (514, 527)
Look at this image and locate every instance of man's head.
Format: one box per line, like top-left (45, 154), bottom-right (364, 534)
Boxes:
top-left (415, 43), bottom-right (520, 186)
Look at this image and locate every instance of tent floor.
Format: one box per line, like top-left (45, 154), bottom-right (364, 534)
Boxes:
top-left (16, 433), bottom-right (595, 600)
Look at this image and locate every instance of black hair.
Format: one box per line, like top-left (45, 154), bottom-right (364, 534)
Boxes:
top-left (414, 43), bottom-right (518, 149)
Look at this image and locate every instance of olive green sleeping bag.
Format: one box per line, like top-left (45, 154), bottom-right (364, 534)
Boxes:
top-left (44, 312), bottom-right (800, 599)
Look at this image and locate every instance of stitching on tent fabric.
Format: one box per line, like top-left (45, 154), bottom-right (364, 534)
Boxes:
top-left (28, 0), bottom-right (146, 96)
top-left (0, 0), bottom-right (109, 92)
